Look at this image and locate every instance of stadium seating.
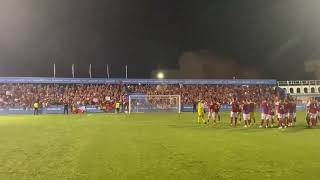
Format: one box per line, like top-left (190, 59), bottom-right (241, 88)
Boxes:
top-left (0, 84), bottom-right (277, 109)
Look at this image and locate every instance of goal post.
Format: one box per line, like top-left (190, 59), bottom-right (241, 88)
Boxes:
top-left (128, 95), bottom-right (181, 113)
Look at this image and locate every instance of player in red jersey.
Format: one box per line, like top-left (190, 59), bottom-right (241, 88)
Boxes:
top-left (307, 98), bottom-right (318, 127)
top-left (277, 99), bottom-right (287, 129)
top-left (213, 99), bottom-right (221, 123)
top-left (207, 100), bottom-right (215, 124)
top-left (274, 97), bottom-right (280, 124)
top-left (306, 99), bottom-right (311, 125)
top-left (260, 99), bottom-right (269, 128)
top-left (283, 99), bottom-right (290, 127)
top-left (238, 104), bottom-right (242, 124)
top-left (242, 99), bottom-right (251, 128)
top-left (287, 99), bottom-right (295, 127)
top-left (317, 100), bottom-right (320, 123)
top-left (268, 101), bottom-right (275, 127)
top-left (123, 98), bottom-right (129, 113)
top-left (230, 97), bottom-right (240, 127)
top-left (292, 99), bottom-right (297, 125)
top-left (248, 100), bottom-right (255, 125)
top-left (317, 101), bottom-right (320, 123)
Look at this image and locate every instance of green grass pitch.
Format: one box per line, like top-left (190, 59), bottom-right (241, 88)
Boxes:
top-left (0, 112), bottom-right (319, 180)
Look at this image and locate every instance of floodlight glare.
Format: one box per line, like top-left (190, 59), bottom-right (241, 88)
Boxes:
top-left (157, 72), bottom-right (164, 79)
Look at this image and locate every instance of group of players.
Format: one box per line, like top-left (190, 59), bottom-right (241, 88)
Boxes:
top-left (197, 97), bottom-right (319, 129)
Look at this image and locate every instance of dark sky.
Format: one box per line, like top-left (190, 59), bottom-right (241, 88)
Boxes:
top-left (0, 0), bottom-right (319, 79)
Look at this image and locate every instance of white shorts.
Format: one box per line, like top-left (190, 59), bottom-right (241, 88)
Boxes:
top-left (243, 113), bottom-right (250, 120)
top-left (266, 114), bottom-right (272, 120)
top-left (293, 113), bottom-right (296, 118)
top-left (288, 113), bottom-right (294, 119)
top-left (208, 111), bottom-right (214, 118)
top-left (278, 114), bottom-right (286, 119)
top-left (310, 113), bottom-right (317, 119)
top-left (230, 112), bottom-right (238, 118)
top-left (261, 113), bottom-right (268, 120)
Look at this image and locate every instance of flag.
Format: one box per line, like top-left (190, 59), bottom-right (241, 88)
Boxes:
top-left (89, 64), bottom-right (92, 78)
top-left (72, 64), bottom-right (75, 78)
top-left (53, 63), bottom-right (56, 78)
top-left (125, 64), bottom-right (128, 79)
top-left (107, 64), bottom-right (110, 79)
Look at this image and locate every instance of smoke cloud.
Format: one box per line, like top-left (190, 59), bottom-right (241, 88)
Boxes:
top-left (154, 50), bottom-right (260, 79)
top-left (304, 60), bottom-right (320, 79)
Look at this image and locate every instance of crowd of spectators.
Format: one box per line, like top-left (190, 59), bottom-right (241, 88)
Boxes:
top-left (0, 83), bottom-right (277, 108)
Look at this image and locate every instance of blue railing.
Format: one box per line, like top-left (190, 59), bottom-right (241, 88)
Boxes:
top-left (0, 104), bottom-right (306, 115)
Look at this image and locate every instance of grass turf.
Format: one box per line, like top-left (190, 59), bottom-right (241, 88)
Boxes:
top-left (0, 112), bottom-right (319, 180)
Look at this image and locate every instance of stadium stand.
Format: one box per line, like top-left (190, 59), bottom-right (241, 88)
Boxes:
top-left (0, 77), bottom-right (280, 114)
top-left (0, 84), bottom-right (277, 107)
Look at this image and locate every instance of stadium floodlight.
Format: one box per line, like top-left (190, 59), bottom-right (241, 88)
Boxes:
top-left (128, 95), bottom-right (181, 113)
top-left (157, 72), bottom-right (165, 79)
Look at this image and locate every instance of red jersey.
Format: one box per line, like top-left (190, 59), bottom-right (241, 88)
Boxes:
top-left (277, 103), bottom-right (286, 114)
top-left (209, 103), bottom-right (215, 112)
top-left (242, 103), bottom-right (250, 114)
top-left (268, 104), bottom-right (274, 116)
top-left (231, 101), bottom-right (240, 112)
top-left (292, 103), bottom-right (296, 113)
top-left (261, 101), bottom-right (268, 114)
top-left (284, 103), bottom-right (289, 114)
top-left (309, 102), bottom-right (318, 114)
top-left (288, 103), bottom-right (294, 113)
top-left (275, 101), bottom-right (280, 112)
top-left (213, 103), bottom-right (220, 112)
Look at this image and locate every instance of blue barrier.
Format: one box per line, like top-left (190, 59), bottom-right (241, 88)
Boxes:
top-left (0, 105), bottom-right (105, 115)
top-left (85, 106), bottom-right (104, 113)
top-left (296, 104), bottom-right (306, 111)
top-left (4, 108), bottom-right (33, 115)
top-left (0, 104), bottom-right (307, 115)
top-left (0, 77), bottom-right (277, 85)
top-left (42, 106), bottom-right (64, 114)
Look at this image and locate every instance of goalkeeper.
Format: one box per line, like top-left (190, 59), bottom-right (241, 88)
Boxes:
top-left (197, 100), bottom-right (206, 124)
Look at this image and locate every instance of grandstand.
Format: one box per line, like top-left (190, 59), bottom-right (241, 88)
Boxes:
top-left (278, 80), bottom-right (320, 103)
top-left (0, 77), bottom-right (278, 114)
top-left (278, 80), bottom-right (320, 96)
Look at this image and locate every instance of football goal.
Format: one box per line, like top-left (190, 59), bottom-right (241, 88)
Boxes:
top-left (128, 95), bottom-right (181, 113)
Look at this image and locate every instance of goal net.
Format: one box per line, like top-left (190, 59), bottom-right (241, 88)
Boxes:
top-left (128, 95), bottom-right (181, 113)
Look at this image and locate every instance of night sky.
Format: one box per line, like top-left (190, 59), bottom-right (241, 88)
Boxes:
top-left (0, 0), bottom-right (319, 79)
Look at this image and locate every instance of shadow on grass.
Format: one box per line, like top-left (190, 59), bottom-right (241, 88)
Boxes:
top-left (167, 123), bottom-right (237, 131)
top-left (168, 123), bottom-right (320, 134)
top-left (281, 125), bottom-right (320, 133)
